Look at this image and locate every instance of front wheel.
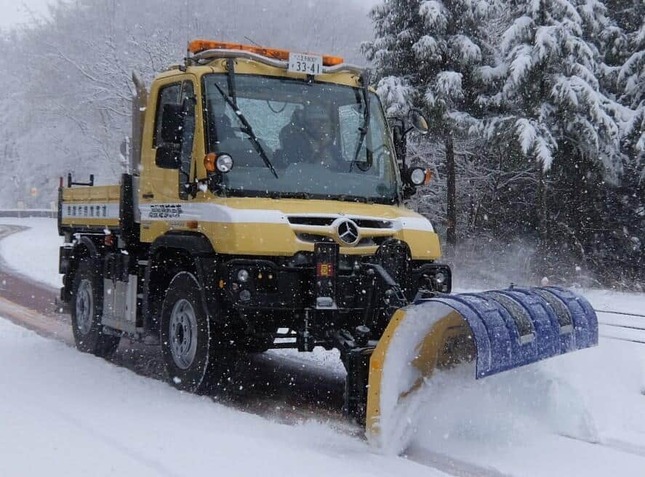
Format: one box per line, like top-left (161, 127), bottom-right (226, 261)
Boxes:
top-left (71, 258), bottom-right (120, 358)
top-left (160, 271), bottom-right (236, 394)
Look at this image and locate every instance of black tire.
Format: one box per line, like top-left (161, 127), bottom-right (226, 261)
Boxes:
top-left (160, 271), bottom-right (237, 394)
top-left (71, 258), bottom-right (121, 358)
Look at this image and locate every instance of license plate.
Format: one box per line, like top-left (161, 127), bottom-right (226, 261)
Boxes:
top-left (288, 52), bottom-right (323, 75)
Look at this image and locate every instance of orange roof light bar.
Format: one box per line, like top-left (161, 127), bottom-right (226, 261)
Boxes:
top-left (322, 55), bottom-right (344, 66)
top-left (189, 40), bottom-right (290, 60)
top-left (188, 39), bottom-right (344, 67)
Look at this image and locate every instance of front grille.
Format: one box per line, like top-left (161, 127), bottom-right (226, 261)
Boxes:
top-left (288, 216), bottom-right (335, 226)
top-left (289, 215), bottom-right (395, 247)
top-left (353, 219), bottom-right (393, 229)
top-left (296, 233), bottom-right (391, 247)
top-left (296, 233), bottom-right (335, 244)
top-left (287, 215), bottom-right (393, 229)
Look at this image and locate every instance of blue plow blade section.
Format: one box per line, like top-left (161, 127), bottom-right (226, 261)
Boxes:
top-left (423, 286), bottom-right (598, 378)
top-left (365, 286), bottom-right (599, 450)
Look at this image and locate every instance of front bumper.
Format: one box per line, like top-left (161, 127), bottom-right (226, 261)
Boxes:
top-left (218, 253), bottom-right (452, 312)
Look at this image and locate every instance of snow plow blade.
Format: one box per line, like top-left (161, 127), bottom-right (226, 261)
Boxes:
top-left (366, 286), bottom-right (598, 448)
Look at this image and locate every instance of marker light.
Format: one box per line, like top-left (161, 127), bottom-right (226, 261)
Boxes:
top-left (204, 153), bottom-right (216, 173)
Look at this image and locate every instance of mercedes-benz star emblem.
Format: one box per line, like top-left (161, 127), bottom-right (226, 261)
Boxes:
top-left (335, 218), bottom-right (360, 246)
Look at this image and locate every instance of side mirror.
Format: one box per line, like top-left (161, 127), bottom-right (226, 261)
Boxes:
top-left (155, 143), bottom-right (181, 169)
top-left (160, 103), bottom-right (184, 144)
top-left (408, 109), bottom-right (429, 135)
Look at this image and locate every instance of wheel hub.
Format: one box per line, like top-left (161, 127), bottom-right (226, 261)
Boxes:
top-left (169, 299), bottom-right (198, 369)
top-left (75, 279), bottom-right (93, 335)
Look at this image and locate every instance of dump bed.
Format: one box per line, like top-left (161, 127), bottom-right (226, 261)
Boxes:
top-left (58, 174), bottom-right (137, 239)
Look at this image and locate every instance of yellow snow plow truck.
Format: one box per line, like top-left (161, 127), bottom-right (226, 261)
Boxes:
top-left (57, 40), bottom-right (598, 447)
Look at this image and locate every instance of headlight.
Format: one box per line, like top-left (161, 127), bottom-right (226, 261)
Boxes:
top-left (237, 269), bottom-right (250, 283)
top-left (216, 154), bottom-right (234, 173)
top-left (408, 167), bottom-right (431, 186)
top-left (435, 272), bottom-right (446, 284)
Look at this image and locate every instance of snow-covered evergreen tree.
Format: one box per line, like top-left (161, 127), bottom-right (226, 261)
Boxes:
top-left (365, 0), bottom-right (643, 287)
top-left (489, 0), bottom-right (623, 178)
top-left (613, 3), bottom-right (644, 179)
top-left (364, 0), bottom-right (501, 246)
top-left (577, 0), bottom-right (644, 285)
top-left (471, 0), bottom-right (632, 282)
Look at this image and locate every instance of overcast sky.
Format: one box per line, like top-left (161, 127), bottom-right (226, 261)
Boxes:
top-left (0, 0), bottom-right (55, 29)
top-left (0, 0), bottom-right (379, 30)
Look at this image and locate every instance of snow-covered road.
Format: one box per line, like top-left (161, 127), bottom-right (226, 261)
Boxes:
top-left (1, 217), bottom-right (644, 476)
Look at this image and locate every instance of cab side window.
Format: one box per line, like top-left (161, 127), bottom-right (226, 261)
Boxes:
top-left (154, 83), bottom-right (182, 148)
top-left (153, 82), bottom-right (195, 145)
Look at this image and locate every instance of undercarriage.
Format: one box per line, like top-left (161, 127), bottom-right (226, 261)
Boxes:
top-left (219, 240), bottom-right (451, 351)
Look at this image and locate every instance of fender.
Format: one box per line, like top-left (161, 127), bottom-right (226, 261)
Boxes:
top-left (60, 235), bottom-right (100, 275)
top-left (149, 231), bottom-right (215, 257)
top-left (75, 235), bottom-right (101, 262)
top-left (143, 232), bottom-right (220, 333)
top-left (60, 235), bottom-right (102, 303)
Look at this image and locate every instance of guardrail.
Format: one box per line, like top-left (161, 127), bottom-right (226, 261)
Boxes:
top-left (0, 209), bottom-right (57, 218)
top-left (597, 308), bottom-right (645, 346)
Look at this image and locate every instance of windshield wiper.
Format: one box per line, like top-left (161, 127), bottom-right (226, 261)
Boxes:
top-left (351, 71), bottom-right (373, 172)
top-left (337, 194), bottom-right (369, 203)
top-left (212, 65), bottom-right (278, 178)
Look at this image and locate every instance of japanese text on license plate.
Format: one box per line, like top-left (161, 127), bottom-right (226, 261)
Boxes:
top-left (288, 53), bottom-right (323, 75)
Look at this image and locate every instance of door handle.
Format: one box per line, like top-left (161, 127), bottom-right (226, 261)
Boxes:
top-left (142, 192), bottom-right (154, 199)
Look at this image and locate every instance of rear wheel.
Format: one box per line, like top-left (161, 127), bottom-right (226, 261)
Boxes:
top-left (71, 258), bottom-right (120, 358)
top-left (160, 271), bottom-right (237, 393)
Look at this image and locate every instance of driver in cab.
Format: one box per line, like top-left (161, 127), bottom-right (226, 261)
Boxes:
top-left (275, 103), bottom-right (345, 171)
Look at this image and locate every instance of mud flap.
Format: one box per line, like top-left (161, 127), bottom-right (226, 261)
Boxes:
top-left (365, 286), bottom-right (598, 449)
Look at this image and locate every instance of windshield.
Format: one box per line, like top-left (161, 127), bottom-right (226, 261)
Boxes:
top-left (203, 74), bottom-right (399, 204)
